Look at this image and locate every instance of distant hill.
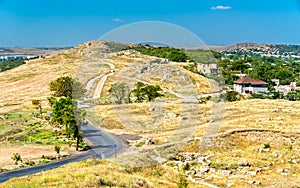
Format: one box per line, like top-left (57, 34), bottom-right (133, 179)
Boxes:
top-left (182, 42), bottom-right (300, 53)
top-left (0, 47), bottom-right (72, 56)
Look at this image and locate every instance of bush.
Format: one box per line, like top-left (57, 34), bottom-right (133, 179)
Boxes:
top-left (177, 175), bottom-right (189, 188)
top-left (98, 178), bottom-right (115, 186)
top-left (285, 91), bottom-right (300, 101)
top-left (263, 143), bottom-right (271, 149)
top-left (182, 163), bottom-right (190, 171)
top-left (25, 160), bottom-right (35, 166)
top-left (12, 153), bottom-right (22, 165)
top-left (220, 91), bottom-right (241, 102)
top-left (54, 145), bottom-right (61, 154)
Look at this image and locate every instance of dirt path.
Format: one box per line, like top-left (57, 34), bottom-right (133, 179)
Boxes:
top-left (93, 72), bottom-right (114, 99)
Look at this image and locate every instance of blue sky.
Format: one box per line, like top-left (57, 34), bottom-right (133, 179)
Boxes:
top-left (0, 0), bottom-right (300, 46)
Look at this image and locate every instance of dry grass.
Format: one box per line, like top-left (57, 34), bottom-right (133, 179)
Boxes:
top-left (0, 158), bottom-right (186, 188)
top-left (1, 40), bottom-right (300, 187)
top-left (0, 44), bottom-right (88, 114)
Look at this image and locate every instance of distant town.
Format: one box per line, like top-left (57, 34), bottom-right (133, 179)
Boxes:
top-left (0, 47), bottom-right (71, 62)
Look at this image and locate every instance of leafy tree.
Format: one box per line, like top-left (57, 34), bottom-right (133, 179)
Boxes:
top-left (131, 82), bottom-right (164, 102)
top-left (51, 97), bottom-right (86, 150)
top-left (140, 85), bottom-right (164, 101)
top-left (229, 60), bottom-right (250, 73)
top-left (131, 82), bottom-right (146, 102)
top-left (50, 76), bottom-right (86, 99)
top-left (47, 96), bottom-right (57, 107)
top-left (127, 45), bottom-right (193, 62)
top-left (109, 83), bottom-right (130, 104)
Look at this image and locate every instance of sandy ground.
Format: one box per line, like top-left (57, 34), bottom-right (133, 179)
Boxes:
top-left (0, 145), bottom-right (75, 170)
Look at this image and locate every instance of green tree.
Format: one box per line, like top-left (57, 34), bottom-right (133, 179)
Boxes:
top-left (131, 82), bottom-right (164, 102)
top-left (131, 82), bottom-right (146, 102)
top-left (109, 83), bottom-right (130, 104)
top-left (51, 97), bottom-right (86, 150)
top-left (50, 76), bottom-right (86, 99)
top-left (140, 85), bottom-right (164, 101)
top-left (229, 60), bottom-right (250, 73)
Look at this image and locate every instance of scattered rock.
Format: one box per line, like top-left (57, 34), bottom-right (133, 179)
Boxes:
top-left (248, 171), bottom-right (257, 176)
top-left (183, 75), bottom-right (189, 81)
top-left (248, 180), bottom-right (261, 185)
top-left (145, 137), bottom-right (155, 145)
top-left (254, 147), bottom-right (271, 153)
top-left (255, 181), bottom-right (261, 185)
top-left (239, 162), bottom-right (251, 167)
top-left (283, 169), bottom-right (293, 173)
top-left (194, 172), bottom-right (203, 178)
top-left (199, 167), bottom-right (210, 173)
top-left (163, 73), bottom-right (171, 80)
top-left (291, 159), bottom-right (297, 164)
top-left (149, 107), bottom-right (158, 111)
top-left (256, 168), bottom-right (262, 173)
top-left (166, 112), bottom-right (177, 118)
top-left (273, 153), bottom-right (281, 158)
top-left (219, 170), bottom-right (232, 176)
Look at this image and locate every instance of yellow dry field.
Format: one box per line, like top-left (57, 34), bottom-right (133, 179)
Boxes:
top-left (1, 41), bottom-right (300, 187)
top-left (94, 98), bottom-right (300, 139)
top-left (0, 158), bottom-right (202, 188)
top-left (0, 43), bottom-right (90, 114)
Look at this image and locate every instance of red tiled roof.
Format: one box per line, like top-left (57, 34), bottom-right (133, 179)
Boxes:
top-left (233, 76), bottom-right (268, 85)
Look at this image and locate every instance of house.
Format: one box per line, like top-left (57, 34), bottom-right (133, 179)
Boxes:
top-left (233, 76), bottom-right (268, 94)
top-left (197, 63), bottom-right (221, 75)
top-left (274, 82), bottom-right (300, 96)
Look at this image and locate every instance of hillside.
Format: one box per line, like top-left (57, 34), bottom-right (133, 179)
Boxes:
top-left (1, 40), bottom-right (300, 187)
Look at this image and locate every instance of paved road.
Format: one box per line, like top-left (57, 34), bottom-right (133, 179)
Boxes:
top-left (0, 123), bottom-right (122, 183)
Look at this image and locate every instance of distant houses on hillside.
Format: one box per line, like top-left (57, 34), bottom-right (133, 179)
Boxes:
top-left (197, 63), bottom-right (221, 75)
top-left (233, 76), bottom-right (268, 94)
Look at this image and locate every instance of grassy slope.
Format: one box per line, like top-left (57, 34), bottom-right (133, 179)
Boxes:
top-left (0, 43), bottom-right (88, 114)
top-left (1, 41), bottom-right (300, 187)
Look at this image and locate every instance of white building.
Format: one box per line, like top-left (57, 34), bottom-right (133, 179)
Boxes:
top-left (233, 76), bottom-right (268, 94)
top-left (197, 63), bottom-right (221, 75)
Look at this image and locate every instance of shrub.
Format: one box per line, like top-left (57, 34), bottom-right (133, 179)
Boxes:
top-left (54, 145), bottom-right (61, 154)
top-left (98, 178), bottom-right (114, 186)
top-left (12, 153), bottom-right (22, 165)
top-left (182, 163), bottom-right (190, 171)
top-left (177, 175), bottom-right (189, 188)
top-left (263, 143), bottom-right (270, 149)
top-left (25, 160), bottom-right (35, 166)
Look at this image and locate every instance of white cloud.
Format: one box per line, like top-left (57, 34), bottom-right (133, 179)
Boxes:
top-left (113, 18), bottom-right (124, 22)
top-left (211, 5), bottom-right (232, 10)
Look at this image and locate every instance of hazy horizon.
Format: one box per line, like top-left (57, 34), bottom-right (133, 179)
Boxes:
top-left (1, 0), bottom-right (300, 47)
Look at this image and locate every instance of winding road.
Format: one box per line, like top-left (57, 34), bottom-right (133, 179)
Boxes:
top-left (0, 124), bottom-right (122, 183)
top-left (0, 62), bottom-right (122, 183)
